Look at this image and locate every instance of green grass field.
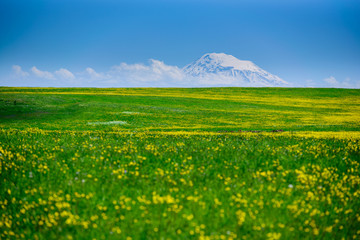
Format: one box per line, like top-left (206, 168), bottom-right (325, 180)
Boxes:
top-left (1, 87), bottom-right (360, 240)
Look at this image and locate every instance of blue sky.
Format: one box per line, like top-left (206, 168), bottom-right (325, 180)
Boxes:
top-left (1, 0), bottom-right (360, 87)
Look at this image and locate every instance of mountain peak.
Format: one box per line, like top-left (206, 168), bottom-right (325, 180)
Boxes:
top-left (198, 53), bottom-right (259, 72)
top-left (183, 52), bottom-right (288, 86)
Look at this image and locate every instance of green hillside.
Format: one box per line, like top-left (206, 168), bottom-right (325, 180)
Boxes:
top-left (0, 87), bottom-right (359, 132)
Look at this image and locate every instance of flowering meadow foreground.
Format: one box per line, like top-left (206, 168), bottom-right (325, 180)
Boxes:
top-left (0, 87), bottom-right (359, 240)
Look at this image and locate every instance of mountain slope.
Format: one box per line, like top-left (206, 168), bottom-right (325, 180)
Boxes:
top-left (183, 53), bottom-right (288, 86)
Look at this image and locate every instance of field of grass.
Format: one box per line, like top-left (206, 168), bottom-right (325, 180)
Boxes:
top-left (0, 87), bottom-right (359, 240)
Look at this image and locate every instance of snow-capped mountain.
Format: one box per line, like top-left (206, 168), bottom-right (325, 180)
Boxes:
top-left (183, 53), bottom-right (288, 86)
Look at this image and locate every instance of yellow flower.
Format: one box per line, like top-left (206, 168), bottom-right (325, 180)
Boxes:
top-left (325, 226), bottom-right (332, 233)
top-left (236, 210), bottom-right (246, 226)
top-left (266, 232), bottom-right (281, 240)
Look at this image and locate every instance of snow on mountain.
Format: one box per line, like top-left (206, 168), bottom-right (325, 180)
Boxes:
top-left (183, 53), bottom-right (288, 86)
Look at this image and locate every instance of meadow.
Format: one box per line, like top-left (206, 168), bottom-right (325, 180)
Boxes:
top-left (0, 87), bottom-right (359, 240)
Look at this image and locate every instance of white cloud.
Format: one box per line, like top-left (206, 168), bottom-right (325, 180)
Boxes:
top-left (107, 59), bottom-right (185, 86)
top-left (85, 67), bottom-right (105, 79)
top-left (150, 59), bottom-right (184, 80)
top-left (323, 76), bottom-right (359, 88)
top-left (324, 76), bottom-right (338, 86)
top-left (12, 65), bottom-right (29, 77)
top-left (55, 68), bottom-right (75, 80)
top-left (31, 66), bottom-right (55, 80)
top-left (114, 62), bottom-right (149, 71)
